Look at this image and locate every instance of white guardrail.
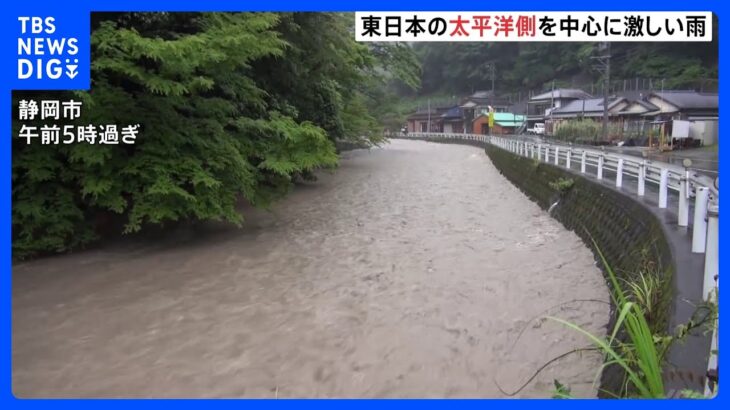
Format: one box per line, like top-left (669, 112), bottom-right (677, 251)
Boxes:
top-left (403, 131), bottom-right (719, 395)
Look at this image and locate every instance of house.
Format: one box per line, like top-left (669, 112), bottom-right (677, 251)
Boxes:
top-left (615, 98), bottom-right (660, 142)
top-left (644, 91), bottom-right (719, 146)
top-left (550, 90), bottom-right (719, 146)
top-left (440, 106), bottom-right (465, 133)
top-left (550, 97), bottom-right (628, 120)
top-left (472, 112), bottom-right (526, 135)
top-left (406, 106), bottom-right (449, 133)
top-left (527, 88), bottom-right (593, 134)
top-left (646, 91), bottom-right (719, 121)
top-left (550, 97), bottom-right (629, 139)
top-left (460, 91), bottom-right (511, 126)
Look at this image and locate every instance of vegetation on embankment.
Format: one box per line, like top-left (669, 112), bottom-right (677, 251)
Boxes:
top-left (485, 143), bottom-right (675, 396)
top-left (551, 245), bottom-right (667, 398)
top-left (551, 242), bottom-right (717, 398)
top-left (12, 12), bottom-right (420, 259)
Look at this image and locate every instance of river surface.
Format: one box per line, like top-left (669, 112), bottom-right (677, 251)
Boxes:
top-left (13, 139), bottom-right (609, 398)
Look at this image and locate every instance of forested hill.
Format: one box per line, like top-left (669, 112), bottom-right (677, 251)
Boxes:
top-left (412, 40), bottom-right (718, 97)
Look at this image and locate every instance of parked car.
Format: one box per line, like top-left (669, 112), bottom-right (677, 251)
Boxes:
top-left (527, 123), bottom-right (545, 135)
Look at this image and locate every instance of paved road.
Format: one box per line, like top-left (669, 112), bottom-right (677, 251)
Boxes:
top-left (13, 140), bottom-right (609, 398)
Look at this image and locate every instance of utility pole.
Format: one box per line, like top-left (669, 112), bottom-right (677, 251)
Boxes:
top-left (550, 80), bottom-right (555, 136)
top-left (591, 42), bottom-right (611, 141)
top-left (660, 78), bottom-right (665, 150)
top-left (427, 99), bottom-right (431, 132)
top-left (486, 63), bottom-right (496, 94)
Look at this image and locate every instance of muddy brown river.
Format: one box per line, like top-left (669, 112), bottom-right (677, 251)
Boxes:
top-left (13, 139), bottom-right (609, 398)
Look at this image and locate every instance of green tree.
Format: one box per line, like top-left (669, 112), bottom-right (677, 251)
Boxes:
top-left (12, 13), bottom-right (343, 258)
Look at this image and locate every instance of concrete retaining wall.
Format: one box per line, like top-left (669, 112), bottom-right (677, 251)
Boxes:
top-left (485, 143), bottom-right (675, 397)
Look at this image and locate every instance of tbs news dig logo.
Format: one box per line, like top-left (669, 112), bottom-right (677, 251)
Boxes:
top-left (17, 17), bottom-right (79, 80)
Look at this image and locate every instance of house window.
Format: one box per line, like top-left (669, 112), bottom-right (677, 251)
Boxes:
top-left (421, 122), bottom-right (427, 132)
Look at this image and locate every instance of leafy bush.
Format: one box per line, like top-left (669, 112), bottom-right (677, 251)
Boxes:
top-left (554, 119), bottom-right (601, 142)
top-left (550, 243), bottom-right (666, 398)
top-left (549, 177), bottom-right (575, 194)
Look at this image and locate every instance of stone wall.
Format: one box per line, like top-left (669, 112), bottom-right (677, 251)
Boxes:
top-left (485, 144), bottom-right (674, 284)
top-left (484, 143), bottom-right (676, 397)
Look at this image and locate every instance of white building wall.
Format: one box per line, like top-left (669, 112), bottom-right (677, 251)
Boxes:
top-left (690, 120), bottom-right (718, 145)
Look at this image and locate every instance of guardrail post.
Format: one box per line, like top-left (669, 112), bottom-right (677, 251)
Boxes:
top-left (678, 174), bottom-right (690, 227)
top-left (692, 187), bottom-right (709, 253)
top-left (530, 144), bottom-right (535, 158)
top-left (703, 204), bottom-right (719, 301)
top-left (658, 168), bottom-right (668, 208)
top-left (638, 160), bottom-right (646, 196)
top-left (615, 158), bottom-right (623, 188)
top-left (554, 147), bottom-right (559, 166)
top-left (566, 147), bottom-right (572, 169)
top-left (537, 144), bottom-right (542, 161)
top-left (581, 151), bottom-right (586, 173)
top-left (597, 154), bottom-right (604, 180)
top-left (544, 146), bottom-right (550, 163)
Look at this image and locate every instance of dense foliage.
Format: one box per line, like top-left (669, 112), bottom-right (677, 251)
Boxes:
top-left (553, 119), bottom-right (602, 142)
top-left (12, 12), bottom-right (419, 258)
top-left (413, 40), bottom-right (718, 96)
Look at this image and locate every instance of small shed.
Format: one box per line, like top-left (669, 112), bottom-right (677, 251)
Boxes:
top-left (472, 112), bottom-right (525, 135)
top-left (440, 106), bottom-right (464, 133)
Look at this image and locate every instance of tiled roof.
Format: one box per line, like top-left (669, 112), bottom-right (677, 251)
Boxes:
top-left (529, 89), bottom-right (592, 101)
top-left (651, 91), bottom-right (718, 110)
